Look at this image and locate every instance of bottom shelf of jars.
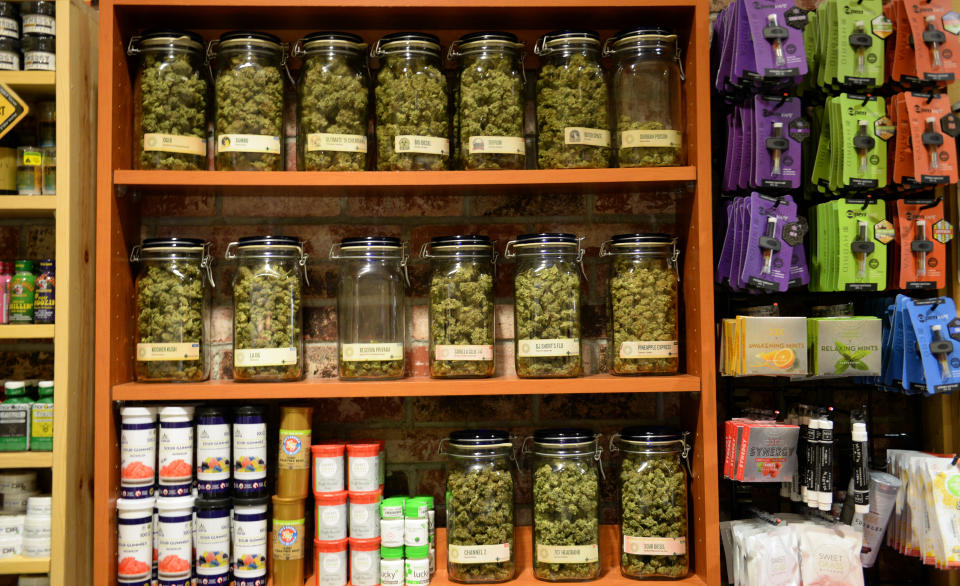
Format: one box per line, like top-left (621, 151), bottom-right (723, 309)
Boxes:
top-left (285, 525), bottom-right (705, 586)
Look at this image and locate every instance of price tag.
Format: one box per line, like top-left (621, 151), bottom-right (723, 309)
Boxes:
top-left (0, 83), bottom-right (28, 140)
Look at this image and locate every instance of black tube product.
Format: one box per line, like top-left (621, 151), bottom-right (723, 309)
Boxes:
top-left (806, 411), bottom-right (820, 507)
top-left (852, 417), bottom-right (870, 514)
top-left (819, 413), bottom-right (834, 512)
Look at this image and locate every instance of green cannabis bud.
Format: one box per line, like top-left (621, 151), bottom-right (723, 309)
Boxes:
top-left (617, 118), bottom-right (681, 167)
top-left (447, 466), bottom-right (515, 582)
top-left (233, 263), bottom-right (301, 380)
top-left (215, 55), bottom-right (284, 171)
top-left (137, 52), bottom-right (208, 170)
top-left (375, 56), bottom-right (449, 170)
top-left (609, 256), bottom-right (678, 375)
top-left (533, 463), bottom-right (600, 580)
top-left (340, 358), bottom-right (404, 379)
top-left (514, 263), bottom-right (582, 378)
top-left (620, 454), bottom-right (688, 579)
top-left (456, 53), bottom-right (525, 170)
top-left (297, 53), bottom-right (368, 171)
top-left (536, 53), bottom-right (610, 169)
top-left (136, 261), bottom-right (205, 381)
top-left (429, 263), bottom-right (495, 377)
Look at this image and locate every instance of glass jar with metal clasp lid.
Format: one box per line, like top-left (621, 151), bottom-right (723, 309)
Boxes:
top-left (611, 426), bottom-right (690, 580)
top-left (226, 236), bottom-right (307, 382)
top-left (600, 234), bottom-right (680, 376)
top-left (330, 236), bottom-right (408, 380)
top-left (604, 28), bottom-right (685, 167)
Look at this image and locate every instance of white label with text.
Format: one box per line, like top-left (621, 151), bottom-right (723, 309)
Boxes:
top-left (394, 135), bottom-right (449, 155)
top-left (619, 129), bottom-right (682, 149)
top-left (341, 343), bottom-right (403, 362)
top-left (306, 133), bottom-right (367, 153)
top-left (434, 345), bottom-right (494, 361)
top-left (234, 347), bottom-right (298, 367)
top-left (623, 536), bottom-right (686, 556)
top-left (619, 341), bottom-right (679, 359)
top-left (217, 134), bottom-right (281, 154)
top-left (564, 127), bottom-right (610, 147)
top-left (137, 342), bottom-right (200, 362)
top-left (518, 338), bottom-right (580, 358)
top-left (467, 136), bottom-right (525, 155)
top-left (143, 133), bottom-right (206, 156)
top-left (535, 544), bottom-right (599, 564)
top-left (448, 543), bottom-right (511, 564)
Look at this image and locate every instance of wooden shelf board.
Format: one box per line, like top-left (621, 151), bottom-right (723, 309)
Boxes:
top-left (0, 195), bottom-right (57, 217)
top-left (0, 556), bottom-right (50, 574)
top-left (0, 71), bottom-right (55, 98)
top-left (0, 324), bottom-right (55, 340)
top-left (0, 452), bottom-right (53, 468)
top-left (112, 373), bottom-right (700, 401)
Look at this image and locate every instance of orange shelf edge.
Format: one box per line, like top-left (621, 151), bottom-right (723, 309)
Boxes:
top-left (114, 0), bottom-right (701, 8)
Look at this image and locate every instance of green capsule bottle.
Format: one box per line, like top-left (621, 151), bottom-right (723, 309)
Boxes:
top-left (0, 381), bottom-right (31, 451)
top-left (30, 380), bottom-right (52, 451)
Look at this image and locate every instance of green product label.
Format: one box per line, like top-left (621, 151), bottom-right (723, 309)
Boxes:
top-left (9, 275), bottom-right (34, 322)
top-left (0, 404), bottom-right (30, 451)
top-left (30, 403), bottom-right (52, 451)
top-left (947, 474), bottom-right (960, 498)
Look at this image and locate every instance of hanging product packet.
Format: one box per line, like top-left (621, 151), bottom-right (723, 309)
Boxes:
top-left (814, 0), bottom-right (887, 92)
top-left (837, 199), bottom-right (888, 291)
top-left (807, 316), bottom-right (882, 376)
top-left (797, 522), bottom-right (865, 586)
top-left (891, 197), bottom-right (952, 290)
top-left (920, 457), bottom-right (960, 568)
top-left (752, 95), bottom-right (806, 190)
top-left (811, 94), bottom-right (889, 194)
top-left (905, 296), bottom-right (960, 394)
top-left (893, 92), bottom-right (960, 185)
top-left (906, 0), bottom-right (960, 83)
top-left (741, 193), bottom-right (797, 292)
top-left (742, 524), bottom-right (801, 585)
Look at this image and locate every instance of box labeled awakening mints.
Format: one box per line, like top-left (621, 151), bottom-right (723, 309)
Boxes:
top-left (738, 316), bottom-right (808, 376)
top-left (809, 317), bottom-right (882, 376)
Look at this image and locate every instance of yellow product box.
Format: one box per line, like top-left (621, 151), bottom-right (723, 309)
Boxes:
top-left (728, 316), bottom-right (808, 376)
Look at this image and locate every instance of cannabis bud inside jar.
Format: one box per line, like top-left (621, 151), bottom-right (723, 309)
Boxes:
top-left (615, 426), bottom-right (689, 580)
top-left (227, 236), bottom-right (306, 382)
top-left (130, 30), bottom-right (209, 170)
top-left (506, 234), bottom-right (583, 378)
top-left (295, 32), bottom-right (369, 171)
top-left (212, 31), bottom-right (285, 171)
top-left (529, 429), bottom-right (601, 581)
top-left (601, 234), bottom-right (680, 375)
top-left (132, 238), bottom-right (213, 382)
top-left (443, 429), bottom-right (516, 583)
top-left (423, 235), bottom-right (496, 378)
top-left (535, 30), bottom-right (611, 169)
top-left (373, 32), bottom-right (450, 171)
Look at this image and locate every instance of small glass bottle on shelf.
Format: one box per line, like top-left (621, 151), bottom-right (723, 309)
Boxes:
top-left (20, 1), bottom-right (54, 37)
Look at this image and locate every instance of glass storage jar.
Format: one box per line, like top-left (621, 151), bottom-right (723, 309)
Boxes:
top-left (442, 429), bottom-right (516, 584)
top-left (535, 30), bottom-right (610, 169)
top-left (294, 32), bottom-right (369, 171)
top-left (0, 37), bottom-right (18, 71)
top-left (600, 234), bottom-right (679, 375)
top-left (22, 33), bottom-right (54, 71)
top-left (330, 236), bottom-right (408, 380)
top-left (605, 28), bottom-right (685, 167)
top-left (372, 32), bottom-right (449, 170)
top-left (131, 238), bottom-right (213, 382)
top-left (210, 31), bottom-right (285, 171)
top-left (0, 2), bottom-right (18, 41)
top-left (612, 426), bottom-right (689, 580)
top-left (128, 30), bottom-right (209, 171)
top-left (448, 32), bottom-right (525, 170)
top-left (527, 429), bottom-right (601, 582)
top-left (21, 1), bottom-right (54, 37)
top-left (226, 236), bottom-right (306, 382)
top-left (422, 235), bottom-right (496, 379)
top-left (504, 233), bottom-right (584, 378)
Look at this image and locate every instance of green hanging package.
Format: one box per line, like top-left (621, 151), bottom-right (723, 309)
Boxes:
top-left (811, 94), bottom-right (888, 194)
top-left (810, 199), bottom-right (889, 291)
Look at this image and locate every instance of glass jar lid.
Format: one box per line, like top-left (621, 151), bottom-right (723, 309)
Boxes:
top-left (448, 31), bottom-right (523, 60)
top-left (449, 429), bottom-right (510, 447)
top-left (294, 31), bottom-right (366, 57)
top-left (23, 34), bottom-right (54, 52)
top-left (515, 233), bottom-right (578, 247)
top-left (535, 30), bottom-right (601, 56)
top-left (533, 427), bottom-right (595, 445)
top-left (603, 26), bottom-right (677, 56)
top-left (195, 496), bottom-right (231, 510)
top-left (600, 233), bottom-right (678, 258)
top-left (217, 30), bottom-right (283, 52)
top-left (0, 3), bottom-right (18, 19)
top-left (621, 425), bottom-right (682, 445)
top-left (140, 237), bottom-right (206, 251)
top-left (421, 234), bottom-right (495, 258)
top-left (236, 235), bottom-right (302, 249)
top-left (341, 236), bottom-right (402, 250)
top-left (372, 32), bottom-right (441, 58)
top-left (128, 29), bottom-right (204, 55)
top-left (22, 1), bottom-right (53, 16)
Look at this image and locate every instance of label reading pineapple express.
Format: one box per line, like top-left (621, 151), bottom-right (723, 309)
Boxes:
top-left (619, 341), bottom-right (678, 359)
top-left (341, 343), bottom-right (403, 362)
top-left (306, 133), bottom-right (367, 153)
top-left (563, 127), bottom-right (610, 147)
top-left (536, 544), bottom-right (599, 564)
top-left (448, 543), bottom-right (511, 564)
top-left (619, 129), bottom-right (682, 149)
top-left (518, 338), bottom-right (580, 358)
top-left (143, 133), bottom-right (206, 156)
top-left (434, 345), bottom-right (494, 361)
top-left (137, 342), bottom-right (200, 362)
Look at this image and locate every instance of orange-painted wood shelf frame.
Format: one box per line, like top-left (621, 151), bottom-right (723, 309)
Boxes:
top-left (93, 1), bottom-right (718, 585)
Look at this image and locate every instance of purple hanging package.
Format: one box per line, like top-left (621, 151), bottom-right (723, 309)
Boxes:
top-left (753, 95), bottom-right (803, 190)
top-left (743, 0), bottom-right (808, 79)
top-left (740, 193), bottom-right (798, 292)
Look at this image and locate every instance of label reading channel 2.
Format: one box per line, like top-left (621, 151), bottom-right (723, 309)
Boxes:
top-left (623, 536), bottom-right (686, 556)
top-left (217, 134), bottom-right (281, 155)
top-left (448, 543), bottom-right (511, 564)
top-left (467, 136), bottom-right (525, 155)
top-left (234, 347), bottom-right (298, 367)
top-left (394, 135), bottom-right (449, 156)
top-left (619, 129), bottom-right (682, 149)
top-left (137, 343), bottom-right (200, 362)
top-left (563, 127), bottom-right (610, 147)
top-left (517, 338), bottom-right (580, 358)
top-left (278, 429), bottom-right (311, 470)
top-left (434, 344), bottom-right (494, 361)
top-left (306, 133), bottom-right (367, 153)
top-left (273, 518), bottom-right (305, 560)
top-left (143, 133), bottom-right (206, 156)
top-left (535, 544), bottom-right (599, 564)
top-left (619, 340), bottom-right (679, 359)
top-left (341, 343), bottom-right (403, 362)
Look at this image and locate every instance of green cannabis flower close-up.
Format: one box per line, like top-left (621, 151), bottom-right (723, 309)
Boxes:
top-left (136, 261), bottom-right (206, 381)
top-left (233, 262), bottom-right (301, 381)
top-left (515, 263), bottom-right (581, 378)
top-left (447, 466), bottom-right (515, 582)
top-left (297, 52), bottom-right (368, 171)
top-left (137, 51), bottom-right (208, 170)
top-left (533, 462), bottom-right (600, 580)
top-left (430, 262), bottom-right (495, 378)
top-left (617, 118), bottom-right (681, 167)
top-left (340, 358), bottom-right (404, 380)
top-left (456, 51), bottom-right (525, 170)
top-left (609, 255), bottom-right (678, 375)
top-left (536, 52), bottom-right (610, 169)
top-left (215, 54), bottom-right (284, 171)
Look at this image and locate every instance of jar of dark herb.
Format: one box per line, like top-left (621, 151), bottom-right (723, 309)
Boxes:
top-left (227, 236), bottom-right (306, 382)
top-left (330, 237), bottom-right (408, 380)
top-left (372, 32), bottom-right (449, 170)
top-left (535, 31), bottom-right (610, 169)
top-left (0, 3), bottom-right (18, 41)
top-left (128, 30), bottom-right (208, 171)
top-left (0, 37), bottom-right (18, 71)
top-left (612, 426), bottom-right (689, 580)
top-left (604, 28), bottom-right (685, 167)
top-left (421, 235), bottom-right (496, 378)
top-left (600, 234), bottom-right (679, 375)
top-left (294, 32), bottom-right (369, 171)
top-left (211, 31), bottom-right (285, 171)
top-left (442, 429), bottom-right (516, 583)
top-left (131, 238), bottom-right (214, 382)
top-left (448, 32), bottom-right (525, 170)
top-left (22, 34), bottom-right (54, 71)
top-left (21, 1), bottom-right (53, 37)
top-left (527, 429), bottom-right (601, 582)
top-left (504, 233), bottom-right (583, 378)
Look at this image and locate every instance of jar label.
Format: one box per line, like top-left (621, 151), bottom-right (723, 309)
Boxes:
top-left (467, 136), bottom-right (525, 155)
top-left (623, 536), bottom-right (686, 556)
top-left (535, 544), bottom-right (599, 564)
top-left (157, 515), bottom-right (193, 578)
top-left (217, 134), bottom-right (281, 155)
top-left (0, 52), bottom-right (18, 71)
top-left (120, 423), bottom-right (156, 489)
top-left (381, 560), bottom-right (403, 586)
top-left (22, 15), bottom-right (54, 35)
top-left (314, 456), bottom-right (344, 492)
top-left (563, 127), bottom-right (610, 147)
top-left (194, 514), bottom-right (230, 576)
top-left (22, 151), bottom-right (41, 166)
top-left (619, 129), bottom-right (682, 149)
top-left (404, 517), bottom-right (428, 546)
top-left (278, 428), bottom-right (311, 470)
top-left (234, 346), bottom-right (298, 367)
top-left (233, 422), bottom-right (267, 482)
top-left (351, 550), bottom-right (380, 586)
top-left (448, 543), bottom-right (511, 564)
top-left (0, 405), bottom-right (29, 451)
top-left (197, 423), bottom-right (231, 484)
top-left (341, 343), bottom-right (403, 362)
top-left (619, 340), bottom-right (679, 359)
top-left (158, 422), bottom-right (193, 486)
top-left (404, 558), bottom-right (430, 586)
top-left (517, 338), bottom-right (580, 358)
top-left (24, 52), bottom-right (55, 72)
top-left (307, 133), bottom-right (367, 153)
top-left (381, 518), bottom-right (404, 547)
top-left (233, 517), bottom-right (267, 578)
top-left (0, 17), bottom-right (18, 39)
top-left (143, 133), bottom-right (206, 157)
top-left (117, 516), bottom-right (153, 580)
top-left (434, 344), bottom-right (494, 361)
top-left (393, 135), bottom-right (449, 156)
top-left (137, 343), bottom-right (200, 362)
top-left (272, 518), bottom-right (305, 560)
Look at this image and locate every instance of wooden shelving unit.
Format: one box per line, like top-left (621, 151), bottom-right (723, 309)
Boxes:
top-left (0, 556), bottom-right (51, 575)
top-left (93, 1), bottom-right (717, 585)
top-left (0, 452), bottom-right (54, 469)
top-left (0, 324), bottom-right (55, 339)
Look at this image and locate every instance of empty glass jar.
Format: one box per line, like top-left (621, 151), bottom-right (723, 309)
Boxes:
top-left (330, 236), bottom-right (408, 380)
top-left (227, 236), bottom-right (306, 382)
top-left (605, 28), bottom-right (685, 167)
top-left (422, 235), bottom-right (496, 379)
top-left (600, 234), bottom-right (680, 375)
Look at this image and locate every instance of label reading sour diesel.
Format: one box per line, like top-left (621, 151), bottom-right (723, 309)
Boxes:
top-left (517, 338), bottom-right (580, 358)
top-left (448, 543), bottom-right (512, 564)
top-left (623, 536), bottom-right (686, 556)
top-left (563, 127), bottom-right (610, 147)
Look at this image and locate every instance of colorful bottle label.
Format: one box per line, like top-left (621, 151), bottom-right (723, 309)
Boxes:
top-left (157, 421), bottom-right (193, 496)
top-left (233, 422), bottom-right (267, 493)
top-left (196, 421), bottom-right (230, 495)
top-left (33, 270), bottom-right (54, 324)
top-left (195, 509), bottom-right (230, 581)
top-left (0, 404), bottom-right (29, 451)
top-left (272, 518), bottom-right (305, 560)
top-left (30, 402), bottom-right (53, 451)
top-left (120, 421), bottom-right (156, 498)
top-left (232, 510), bottom-right (267, 582)
top-left (8, 274), bottom-right (34, 323)
top-left (278, 429), bottom-right (311, 470)
top-left (157, 511), bottom-right (193, 579)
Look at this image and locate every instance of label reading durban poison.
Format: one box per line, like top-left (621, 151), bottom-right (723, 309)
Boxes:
top-left (233, 422), bottom-right (267, 493)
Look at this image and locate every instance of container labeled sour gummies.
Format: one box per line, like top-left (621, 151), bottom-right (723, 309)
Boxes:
top-left (156, 495), bottom-right (195, 586)
top-left (120, 407), bottom-right (156, 499)
top-left (312, 443), bottom-right (345, 493)
top-left (194, 497), bottom-right (230, 586)
top-left (233, 496), bottom-right (268, 586)
top-left (315, 490), bottom-right (347, 541)
top-left (233, 406), bottom-right (267, 498)
top-left (196, 406), bottom-right (231, 498)
top-left (157, 406), bottom-right (194, 497)
top-left (315, 538), bottom-right (348, 586)
top-left (272, 496), bottom-right (306, 586)
top-left (117, 497), bottom-right (154, 586)
top-left (277, 406), bottom-right (313, 499)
